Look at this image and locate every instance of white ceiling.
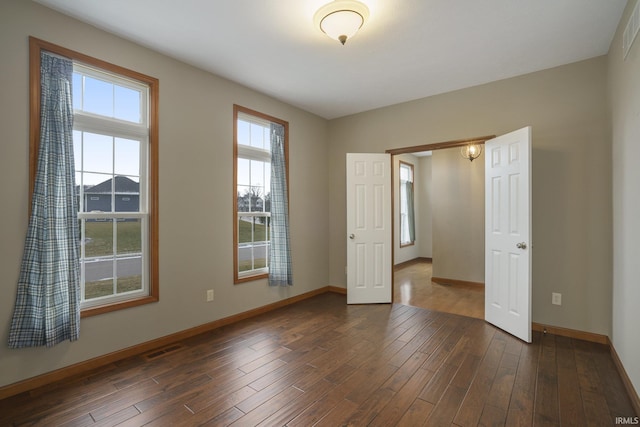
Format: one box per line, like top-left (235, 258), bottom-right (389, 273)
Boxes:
top-left (35, 0), bottom-right (627, 119)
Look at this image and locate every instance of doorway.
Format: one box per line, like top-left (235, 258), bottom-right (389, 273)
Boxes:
top-left (387, 136), bottom-right (493, 319)
top-left (394, 258), bottom-right (484, 319)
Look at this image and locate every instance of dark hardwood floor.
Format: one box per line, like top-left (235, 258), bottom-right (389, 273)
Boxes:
top-left (0, 293), bottom-right (635, 426)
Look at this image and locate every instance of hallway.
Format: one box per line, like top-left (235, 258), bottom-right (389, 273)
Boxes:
top-left (394, 259), bottom-right (484, 319)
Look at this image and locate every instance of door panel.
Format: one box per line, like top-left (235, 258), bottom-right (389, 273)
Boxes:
top-left (485, 127), bottom-right (532, 342)
top-left (347, 153), bottom-right (392, 304)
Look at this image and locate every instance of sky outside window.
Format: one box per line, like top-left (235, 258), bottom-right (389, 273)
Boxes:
top-left (73, 71), bottom-right (142, 123)
top-left (72, 70), bottom-right (142, 187)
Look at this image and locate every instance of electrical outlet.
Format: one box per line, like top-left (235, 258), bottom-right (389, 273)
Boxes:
top-left (206, 289), bottom-right (214, 302)
top-left (552, 292), bottom-right (562, 306)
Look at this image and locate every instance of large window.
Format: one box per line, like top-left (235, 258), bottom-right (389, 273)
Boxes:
top-left (30, 38), bottom-right (159, 316)
top-left (233, 105), bottom-right (288, 283)
top-left (399, 161), bottom-right (415, 246)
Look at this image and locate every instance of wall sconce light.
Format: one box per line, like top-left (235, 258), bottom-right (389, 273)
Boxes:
top-left (461, 144), bottom-right (483, 162)
top-left (314, 0), bottom-right (370, 45)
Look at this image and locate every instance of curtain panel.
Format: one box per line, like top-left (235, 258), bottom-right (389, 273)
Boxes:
top-left (8, 51), bottom-right (81, 348)
top-left (268, 123), bottom-right (292, 286)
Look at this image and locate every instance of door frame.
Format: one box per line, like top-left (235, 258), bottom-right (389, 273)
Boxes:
top-left (385, 135), bottom-right (496, 301)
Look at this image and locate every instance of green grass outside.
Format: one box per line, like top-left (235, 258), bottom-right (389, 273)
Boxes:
top-left (84, 220), bottom-right (141, 258)
top-left (238, 258), bottom-right (267, 272)
top-left (238, 217), bottom-right (270, 244)
top-left (238, 218), bottom-right (269, 272)
top-left (83, 218), bottom-right (270, 275)
top-left (85, 218), bottom-right (264, 256)
top-left (85, 275), bottom-right (142, 299)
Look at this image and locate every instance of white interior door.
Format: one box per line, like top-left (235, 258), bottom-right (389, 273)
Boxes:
top-left (346, 153), bottom-right (392, 304)
top-left (485, 127), bottom-right (532, 342)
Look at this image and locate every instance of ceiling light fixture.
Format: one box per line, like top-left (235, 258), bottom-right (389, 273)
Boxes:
top-left (461, 144), bottom-right (483, 162)
top-left (314, 0), bottom-right (370, 45)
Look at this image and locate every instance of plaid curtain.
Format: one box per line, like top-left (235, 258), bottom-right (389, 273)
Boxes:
top-left (8, 51), bottom-right (80, 348)
top-left (268, 123), bottom-right (292, 286)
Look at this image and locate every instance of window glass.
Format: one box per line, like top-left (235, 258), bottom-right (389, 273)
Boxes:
top-left (73, 71), bottom-right (143, 124)
top-left (237, 120), bottom-right (250, 146)
top-left (237, 158), bottom-right (250, 186)
top-left (73, 64), bottom-right (150, 308)
top-left (83, 76), bottom-right (114, 117)
top-left (114, 138), bottom-right (140, 176)
top-left (114, 85), bottom-right (141, 122)
top-left (234, 106), bottom-right (287, 282)
top-left (81, 132), bottom-right (113, 174)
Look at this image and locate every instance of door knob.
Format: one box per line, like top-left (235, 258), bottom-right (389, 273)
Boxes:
top-left (349, 234), bottom-right (355, 240)
top-left (516, 242), bottom-right (527, 249)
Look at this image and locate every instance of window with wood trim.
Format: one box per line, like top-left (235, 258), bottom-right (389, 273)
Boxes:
top-left (399, 161), bottom-right (415, 247)
top-left (233, 105), bottom-right (288, 283)
top-left (29, 37), bottom-right (159, 317)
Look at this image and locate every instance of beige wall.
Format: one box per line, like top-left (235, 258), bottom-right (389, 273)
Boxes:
top-left (0, 0), bottom-right (328, 388)
top-left (328, 56), bottom-right (612, 336)
top-left (432, 147), bottom-right (484, 283)
top-left (608, 0), bottom-right (640, 397)
top-left (417, 156), bottom-right (433, 259)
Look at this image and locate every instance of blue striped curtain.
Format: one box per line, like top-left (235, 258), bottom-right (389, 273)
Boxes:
top-left (268, 123), bottom-right (292, 286)
top-left (8, 51), bottom-right (81, 348)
